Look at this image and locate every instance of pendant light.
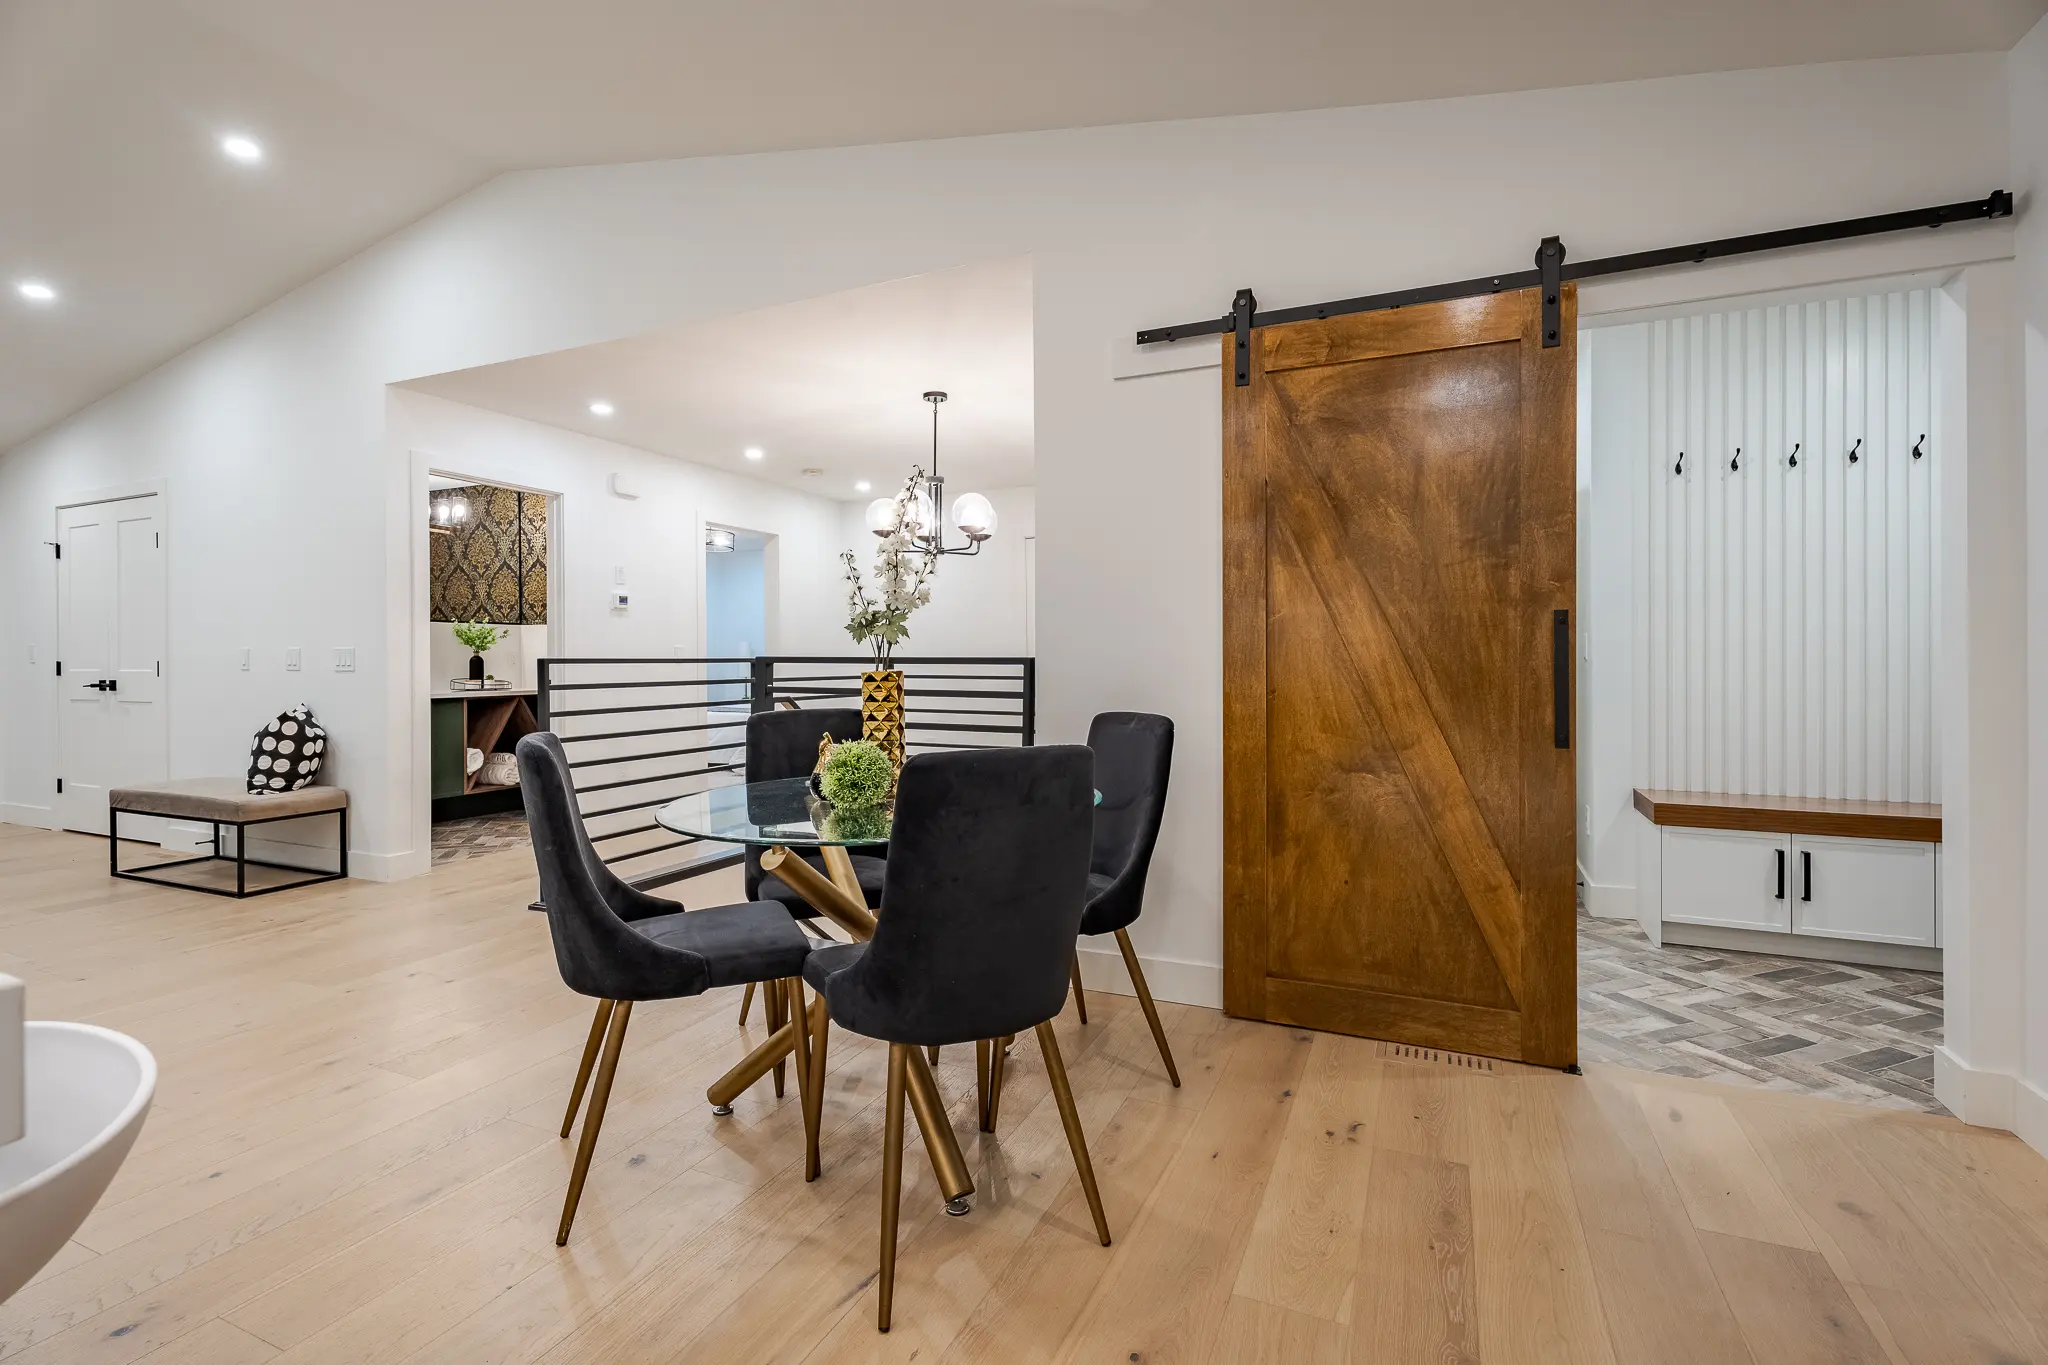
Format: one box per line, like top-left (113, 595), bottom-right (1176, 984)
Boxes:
top-left (865, 391), bottom-right (997, 556)
top-left (428, 488), bottom-right (472, 535)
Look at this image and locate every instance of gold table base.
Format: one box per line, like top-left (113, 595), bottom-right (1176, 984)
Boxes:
top-left (703, 841), bottom-right (974, 1207)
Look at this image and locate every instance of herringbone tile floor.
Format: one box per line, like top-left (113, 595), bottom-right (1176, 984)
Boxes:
top-left (1577, 911), bottom-right (1944, 1113)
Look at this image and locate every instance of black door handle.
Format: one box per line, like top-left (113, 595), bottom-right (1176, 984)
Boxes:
top-left (1552, 609), bottom-right (1570, 749)
top-left (1775, 847), bottom-right (1786, 900)
top-left (1801, 849), bottom-right (1812, 902)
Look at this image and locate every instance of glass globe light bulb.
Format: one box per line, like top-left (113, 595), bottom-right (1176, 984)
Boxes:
top-left (864, 497), bottom-right (899, 537)
top-left (449, 494), bottom-right (470, 524)
top-left (430, 498), bottom-right (450, 526)
top-left (951, 492), bottom-right (996, 541)
top-left (906, 487), bottom-right (935, 537)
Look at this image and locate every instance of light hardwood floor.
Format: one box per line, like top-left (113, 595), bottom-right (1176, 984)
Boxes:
top-left (5, 821), bottom-right (2047, 1364)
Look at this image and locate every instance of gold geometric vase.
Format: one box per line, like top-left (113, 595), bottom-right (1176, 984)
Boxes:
top-left (860, 669), bottom-right (906, 775)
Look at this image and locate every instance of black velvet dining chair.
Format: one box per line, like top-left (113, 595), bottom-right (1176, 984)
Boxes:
top-left (802, 745), bottom-right (1109, 1332)
top-left (517, 731), bottom-right (819, 1246)
top-left (734, 707), bottom-right (888, 1031)
top-left (1069, 712), bottom-right (1180, 1085)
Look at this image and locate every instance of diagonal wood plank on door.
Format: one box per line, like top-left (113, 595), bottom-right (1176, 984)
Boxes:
top-left (1274, 497), bottom-right (1525, 1003)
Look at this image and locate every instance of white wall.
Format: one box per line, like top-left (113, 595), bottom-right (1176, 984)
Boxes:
top-left (0, 54), bottom-right (2023, 1026)
top-left (2012, 11), bottom-right (2048, 1151)
top-left (429, 621), bottom-right (547, 691)
top-left (838, 485), bottom-right (1036, 659)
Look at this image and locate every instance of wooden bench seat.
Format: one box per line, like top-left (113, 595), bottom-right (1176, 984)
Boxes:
top-left (109, 779), bottom-right (348, 898)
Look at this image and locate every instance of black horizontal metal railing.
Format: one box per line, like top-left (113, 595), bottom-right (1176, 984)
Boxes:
top-left (533, 654), bottom-right (1033, 892)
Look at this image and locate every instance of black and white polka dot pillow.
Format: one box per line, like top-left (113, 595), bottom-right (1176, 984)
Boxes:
top-left (247, 704), bottom-right (328, 794)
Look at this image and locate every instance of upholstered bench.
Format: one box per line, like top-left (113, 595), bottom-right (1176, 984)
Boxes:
top-left (109, 779), bottom-right (348, 898)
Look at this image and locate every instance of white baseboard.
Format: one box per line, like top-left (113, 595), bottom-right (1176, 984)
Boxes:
top-left (345, 847), bottom-right (430, 883)
top-left (1935, 1045), bottom-right (2017, 1132)
top-left (2016, 1074), bottom-right (2048, 1158)
top-left (0, 803), bottom-right (55, 830)
top-left (1584, 881), bottom-right (1636, 920)
top-left (1075, 941), bottom-right (1222, 1010)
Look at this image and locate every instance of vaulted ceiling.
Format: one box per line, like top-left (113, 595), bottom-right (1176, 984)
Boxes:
top-left (5, 0), bottom-right (2043, 452)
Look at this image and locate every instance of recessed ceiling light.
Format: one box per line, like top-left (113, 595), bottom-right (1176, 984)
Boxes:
top-left (744, 447), bottom-right (764, 462)
top-left (588, 401), bottom-right (614, 417)
top-left (220, 134), bottom-right (264, 164)
top-left (854, 480), bottom-right (871, 493)
top-left (17, 280), bottom-right (56, 303)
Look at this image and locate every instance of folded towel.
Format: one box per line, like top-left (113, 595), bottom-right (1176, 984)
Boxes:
top-left (465, 746), bottom-right (484, 775)
top-left (479, 752), bottom-right (520, 788)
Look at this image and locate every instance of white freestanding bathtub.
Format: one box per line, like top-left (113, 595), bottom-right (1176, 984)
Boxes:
top-left (0, 1022), bottom-right (156, 1303)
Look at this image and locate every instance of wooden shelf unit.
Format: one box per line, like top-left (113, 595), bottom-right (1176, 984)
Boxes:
top-left (431, 691), bottom-right (538, 820)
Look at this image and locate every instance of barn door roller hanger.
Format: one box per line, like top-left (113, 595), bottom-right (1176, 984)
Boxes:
top-left (1142, 190), bottom-right (2013, 385)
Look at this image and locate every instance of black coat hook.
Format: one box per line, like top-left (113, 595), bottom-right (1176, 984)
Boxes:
top-left (1675, 450), bottom-right (1685, 476)
top-left (1912, 434), bottom-right (1926, 460)
top-left (1730, 447), bottom-right (1741, 473)
top-left (1848, 438), bottom-right (1862, 465)
top-left (1788, 442), bottom-right (1801, 469)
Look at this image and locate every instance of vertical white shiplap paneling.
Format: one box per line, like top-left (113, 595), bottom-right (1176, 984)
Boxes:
top-left (1635, 287), bottom-right (1936, 803)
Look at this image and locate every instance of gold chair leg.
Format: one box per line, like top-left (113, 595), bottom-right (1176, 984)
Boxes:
top-left (769, 979), bottom-right (788, 1098)
top-left (558, 1000), bottom-right (633, 1245)
top-left (738, 981), bottom-right (756, 1026)
top-left (560, 999), bottom-right (615, 1138)
top-left (983, 1034), bottom-right (1008, 1133)
top-left (1070, 953), bottom-right (1089, 1025)
top-left (1114, 929), bottom-right (1181, 1087)
top-left (879, 1043), bottom-right (909, 1332)
top-left (786, 977), bottom-right (817, 1181)
top-left (975, 1039), bottom-right (991, 1129)
top-left (1036, 1020), bottom-right (1110, 1246)
top-left (804, 992), bottom-right (829, 1181)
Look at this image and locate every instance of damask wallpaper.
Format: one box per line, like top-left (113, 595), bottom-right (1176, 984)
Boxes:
top-left (429, 484), bottom-right (548, 624)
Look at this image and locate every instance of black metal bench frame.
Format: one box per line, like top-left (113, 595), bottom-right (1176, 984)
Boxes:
top-left (109, 803), bottom-right (349, 898)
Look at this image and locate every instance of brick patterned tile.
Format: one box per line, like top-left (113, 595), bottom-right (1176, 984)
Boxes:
top-left (1577, 912), bottom-right (1945, 1115)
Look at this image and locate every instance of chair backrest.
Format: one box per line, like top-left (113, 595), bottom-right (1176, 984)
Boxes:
top-left (517, 732), bottom-right (710, 1000)
top-left (744, 707), bottom-right (863, 895)
top-left (1085, 712), bottom-right (1175, 932)
top-left (822, 746), bottom-right (1095, 1046)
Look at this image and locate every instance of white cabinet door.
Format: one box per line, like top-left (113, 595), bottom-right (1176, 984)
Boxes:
top-left (1661, 828), bottom-right (1792, 932)
top-left (1791, 835), bottom-right (1937, 947)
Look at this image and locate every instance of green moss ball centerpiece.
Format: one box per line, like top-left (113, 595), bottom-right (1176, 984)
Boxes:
top-left (819, 739), bottom-right (894, 811)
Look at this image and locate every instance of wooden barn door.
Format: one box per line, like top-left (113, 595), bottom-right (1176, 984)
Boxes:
top-left (1221, 286), bottom-right (1578, 1068)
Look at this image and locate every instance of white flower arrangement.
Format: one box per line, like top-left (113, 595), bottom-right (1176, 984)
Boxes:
top-left (842, 469), bottom-right (939, 670)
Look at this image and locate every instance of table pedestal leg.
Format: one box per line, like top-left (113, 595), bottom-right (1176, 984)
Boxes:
top-left (702, 843), bottom-right (975, 1209)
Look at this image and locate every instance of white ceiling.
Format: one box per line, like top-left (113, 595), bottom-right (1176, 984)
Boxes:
top-left (6, 0), bottom-right (2043, 452)
top-left (405, 257), bottom-right (1036, 500)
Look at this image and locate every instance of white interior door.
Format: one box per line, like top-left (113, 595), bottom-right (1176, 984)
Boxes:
top-left (57, 496), bottom-right (166, 835)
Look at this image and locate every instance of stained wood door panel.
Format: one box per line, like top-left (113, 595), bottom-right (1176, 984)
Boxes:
top-left (1224, 284), bottom-right (1577, 1067)
top-left (1266, 528), bottom-right (1517, 1009)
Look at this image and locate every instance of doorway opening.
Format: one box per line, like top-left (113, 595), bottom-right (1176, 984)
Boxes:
top-left (703, 525), bottom-right (772, 705)
top-left (1574, 275), bottom-right (1954, 1113)
top-left (423, 473), bottom-right (560, 865)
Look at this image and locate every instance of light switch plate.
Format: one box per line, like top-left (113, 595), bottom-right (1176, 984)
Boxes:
top-left (334, 647), bottom-right (355, 673)
top-left (239, 647), bottom-right (251, 671)
top-left (285, 647), bottom-right (302, 672)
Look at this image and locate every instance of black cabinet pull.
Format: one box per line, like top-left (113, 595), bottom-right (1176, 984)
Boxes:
top-left (1775, 847), bottom-right (1786, 900)
top-left (1552, 609), bottom-right (1570, 749)
top-left (1801, 849), bottom-right (1813, 902)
